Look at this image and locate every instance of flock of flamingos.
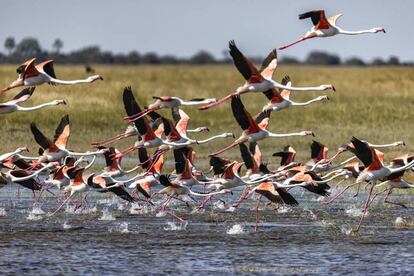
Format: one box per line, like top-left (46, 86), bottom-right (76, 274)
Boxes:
top-left (0, 10), bottom-right (409, 232)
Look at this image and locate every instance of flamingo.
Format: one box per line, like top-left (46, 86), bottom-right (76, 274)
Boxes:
top-left (272, 145), bottom-right (297, 169)
top-left (0, 58), bottom-right (103, 93)
top-left (0, 87), bottom-right (66, 115)
top-left (0, 147), bottom-right (29, 164)
top-left (98, 147), bottom-right (140, 178)
top-left (199, 40), bottom-right (334, 110)
top-left (262, 76), bottom-right (329, 112)
top-left (87, 175), bottom-right (136, 203)
top-left (279, 10), bottom-right (385, 50)
top-left (125, 96), bottom-right (216, 122)
top-left (322, 137), bottom-right (414, 231)
top-left (30, 115), bottom-right (105, 164)
top-left (208, 96), bottom-right (314, 156)
top-left (245, 181), bottom-right (299, 231)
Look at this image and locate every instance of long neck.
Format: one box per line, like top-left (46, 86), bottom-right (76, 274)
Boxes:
top-left (369, 141), bottom-right (403, 148)
top-left (83, 155), bottom-right (97, 170)
top-left (17, 102), bottom-right (57, 111)
top-left (15, 154), bottom-right (38, 160)
top-left (0, 149), bottom-right (20, 162)
top-left (291, 97), bottom-right (323, 106)
top-left (315, 172), bottom-right (348, 184)
top-left (66, 150), bottom-right (103, 156)
top-left (338, 28), bottom-right (378, 35)
top-left (117, 162), bottom-right (141, 174)
top-left (9, 164), bottom-right (52, 181)
top-left (197, 134), bottom-right (228, 144)
top-left (48, 76), bottom-right (94, 85)
top-left (189, 187), bottom-right (227, 197)
top-left (389, 159), bottom-right (414, 174)
top-left (181, 99), bottom-right (213, 105)
top-left (270, 80), bottom-right (327, 92)
top-left (267, 131), bottom-right (306, 138)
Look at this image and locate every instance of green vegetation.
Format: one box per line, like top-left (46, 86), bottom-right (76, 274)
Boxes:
top-left (1, 65), bottom-right (414, 172)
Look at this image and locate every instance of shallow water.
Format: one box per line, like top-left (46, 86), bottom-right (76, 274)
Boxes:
top-left (0, 184), bottom-right (413, 275)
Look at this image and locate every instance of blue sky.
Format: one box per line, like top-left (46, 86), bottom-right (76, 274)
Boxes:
top-left (1, 0), bottom-right (413, 61)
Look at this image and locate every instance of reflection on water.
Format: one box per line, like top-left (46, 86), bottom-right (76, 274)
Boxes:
top-left (0, 184), bottom-right (413, 274)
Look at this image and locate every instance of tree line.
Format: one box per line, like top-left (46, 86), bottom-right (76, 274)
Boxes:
top-left (1, 37), bottom-right (411, 66)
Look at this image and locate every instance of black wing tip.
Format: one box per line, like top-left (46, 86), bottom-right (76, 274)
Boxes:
top-left (159, 175), bottom-right (171, 187)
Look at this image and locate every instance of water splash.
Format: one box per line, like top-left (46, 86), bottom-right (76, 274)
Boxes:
top-left (303, 207), bottom-right (317, 220)
top-left (226, 206), bottom-right (236, 213)
top-left (227, 224), bottom-right (245, 235)
top-left (64, 205), bottom-right (98, 215)
top-left (156, 211), bottom-right (166, 217)
top-left (345, 205), bottom-right (367, 217)
top-left (277, 206), bottom-right (291, 214)
top-left (26, 207), bottom-right (45, 221)
top-left (213, 200), bottom-right (226, 210)
top-left (0, 208), bottom-right (7, 217)
top-left (62, 221), bottom-right (72, 230)
top-left (340, 224), bottom-right (353, 235)
top-left (109, 222), bottom-right (130, 233)
top-left (129, 203), bottom-right (152, 215)
top-left (164, 221), bottom-right (188, 231)
top-left (99, 208), bottom-right (116, 221)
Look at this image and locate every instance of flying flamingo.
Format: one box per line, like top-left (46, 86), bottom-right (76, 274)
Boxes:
top-left (272, 145), bottom-right (297, 169)
top-left (208, 96), bottom-right (314, 156)
top-left (261, 76), bottom-right (329, 112)
top-left (199, 40), bottom-right (334, 110)
top-left (0, 147), bottom-right (29, 164)
top-left (0, 58), bottom-right (103, 93)
top-left (125, 96), bottom-right (216, 122)
top-left (279, 10), bottom-right (385, 50)
top-left (321, 137), bottom-right (414, 231)
top-left (30, 115), bottom-right (105, 165)
top-left (87, 175), bottom-right (136, 203)
top-left (245, 181), bottom-right (299, 231)
top-left (0, 87), bottom-right (66, 115)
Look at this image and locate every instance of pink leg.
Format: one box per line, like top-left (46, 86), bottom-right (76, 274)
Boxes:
top-left (232, 187), bottom-right (251, 208)
top-left (255, 195), bottom-right (262, 232)
top-left (321, 181), bottom-right (361, 205)
top-left (354, 182), bottom-right (375, 232)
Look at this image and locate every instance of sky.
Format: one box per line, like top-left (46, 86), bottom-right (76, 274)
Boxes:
top-left (1, 0), bottom-right (413, 61)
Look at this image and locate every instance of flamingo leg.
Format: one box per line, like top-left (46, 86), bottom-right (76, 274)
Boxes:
top-left (354, 182), bottom-right (375, 232)
top-left (278, 37), bottom-right (311, 50)
top-left (232, 187), bottom-right (251, 208)
top-left (321, 181), bottom-right (361, 205)
top-left (255, 195), bottom-right (262, 232)
top-left (199, 93), bottom-right (235, 110)
top-left (384, 188), bottom-right (407, 208)
top-left (353, 181), bottom-right (362, 197)
top-left (209, 140), bottom-right (246, 157)
top-left (50, 193), bottom-right (74, 216)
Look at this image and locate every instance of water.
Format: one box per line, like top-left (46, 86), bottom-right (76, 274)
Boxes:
top-left (0, 184), bottom-right (413, 274)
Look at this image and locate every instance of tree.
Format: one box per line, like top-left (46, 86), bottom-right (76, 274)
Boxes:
top-left (4, 37), bottom-right (15, 55)
top-left (14, 37), bottom-right (42, 58)
top-left (387, 56), bottom-right (399, 65)
top-left (306, 51), bottom-right (341, 65)
top-left (344, 57), bottom-right (365, 66)
top-left (189, 50), bottom-right (215, 64)
top-left (53, 38), bottom-right (64, 54)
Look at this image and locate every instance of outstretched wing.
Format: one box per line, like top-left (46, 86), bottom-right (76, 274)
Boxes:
top-left (5, 87), bottom-right (35, 105)
top-left (229, 40), bottom-right (263, 83)
top-left (30, 123), bottom-right (53, 150)
top-left (328, 14), bottom-right (343, 26)
top-left (231, 96), bottom-right (260, 132)
top-left (16, 58), bottom-right (39, 80)
top-left (259, 49), bottom-right (277, 80)
top-left (350, 137), bottom-right (375, 168)
top-left (53, 114), bottom-right (70, 149)
top-left (172, 108), bottom-right (190, 137)
top-left (36, 60), bottom-right (57, 84)
top-left (298, 10), bottom-right (330, 29)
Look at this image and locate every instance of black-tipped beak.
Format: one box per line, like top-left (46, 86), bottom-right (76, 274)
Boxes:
top-left (332, 86), bottom-right (336, 92)
top-left (326, 96), bottom-right (330, 100)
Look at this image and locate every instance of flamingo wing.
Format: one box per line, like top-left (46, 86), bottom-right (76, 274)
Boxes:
top-left (159, 174), bottom-right (172, 187)
top-left (310, 140), bottom-right (325, 160)
top-left (229, 40), bottom-right (263, 83)
top-left (53, 114), bottom-right (70, 149)
top-left (107, 184), bottom-right (135, 202)
top-left (30, 123), bottom-right (53, 150)
top-left (350, 137), bottom-right (374, 168)
top-left (16, 58), bottom-right (39, 80)
top-left (239, 144), bottom-right (255, 170)
top-left (231, 96), bottom-right (260, 132)
top-left (259, 49), bottom-right (278, 80)
top-left (172, 108), bottom-right (190, 137)
top-left (255, 110), bottom-right (270, 130)
top-left (299, 10), bottom-right (331, 29)
top-left (328, 14), bottom-right (343, 26)
top-left (278, 76), bottom-right (292, 100)
top-left (162, 117), bottom-right (182, 141)
top-left (138, 147), bottom-right (151, 170)
top-left (276, 188), bottom-right (299, 205)
top-left (5, 87), bottom-right (35, 105)
top-left (9, 170), bottom-right (41, 190)
top-left (209, 156), bottom-right (230, 175)
top-left (249, 142), bottom-right (262, 167)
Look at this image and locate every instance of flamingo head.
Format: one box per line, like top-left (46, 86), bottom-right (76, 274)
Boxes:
top-left (224, 132), bottom-right (235, 138)
top-left (220, 189), bottom-right (233, 195)
top-left (53, 99), bottom-right (66, 105)
top-left (374, 27), bottom-right (386, 33)
top-left (88, 75), bottom-right (103, 82)
top-left (321, 84), bottom-right (335, 91)
top-left (303, 131), bottom-right (315, 137)
top-left (17, 147), bottom-right (29, 153)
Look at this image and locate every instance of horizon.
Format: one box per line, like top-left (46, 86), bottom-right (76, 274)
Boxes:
top-left (1, 1), bottom-right (413, 62)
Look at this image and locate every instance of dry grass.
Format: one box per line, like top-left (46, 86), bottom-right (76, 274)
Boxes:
top-left (1, 64), bottom-right (414, 171)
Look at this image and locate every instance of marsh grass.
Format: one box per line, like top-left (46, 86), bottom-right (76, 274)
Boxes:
top-left (1, 64), bottom-right (414, 176)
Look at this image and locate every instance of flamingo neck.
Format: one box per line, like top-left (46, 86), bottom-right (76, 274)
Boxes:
top-left (267, 131), bottom-right (306, 138)
top-left (48, 76), bottom-right (95, 85)
top-left (16, 102), bottom-right (58, 111)
top-left (338, 28), bottom-right (379, 35)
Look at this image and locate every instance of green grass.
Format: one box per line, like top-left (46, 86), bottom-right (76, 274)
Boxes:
top-left (1, 64), bottom-right (414, 173)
